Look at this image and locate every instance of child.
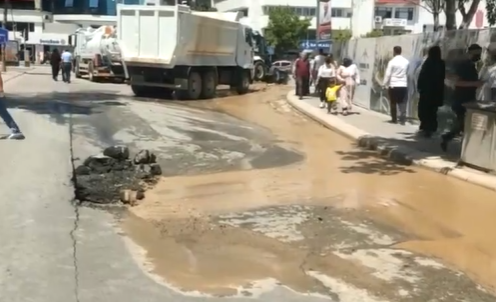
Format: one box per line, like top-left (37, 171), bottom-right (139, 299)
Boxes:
top-left (325, 78), bottom-right (343, 114)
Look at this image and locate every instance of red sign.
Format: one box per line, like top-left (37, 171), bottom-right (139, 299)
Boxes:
top-left (318, 0), bottom-right (332, 40)
top-left (475, 10), bottom-right (484, 28)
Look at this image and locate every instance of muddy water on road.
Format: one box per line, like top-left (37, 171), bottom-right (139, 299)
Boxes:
top-left (122, 86), bottom-right (496, 301)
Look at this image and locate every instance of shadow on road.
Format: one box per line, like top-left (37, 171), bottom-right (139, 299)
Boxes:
top-left (335, 149), bottom-right (416, 176)
top-left (3, 91), bottom-right (126, 125)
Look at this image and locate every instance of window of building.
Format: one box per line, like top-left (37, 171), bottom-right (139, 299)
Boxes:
top-left (89, 0), bottom-right (99, 8)
top-left (374, 7), bottom-right (392, 19)
top-left (263, 5), bottom-right (319, 17)
top-left (346, 11), bottom-right (352, 17)
top-left (240, 8), bottom-right (248, 17)
top-left (64, 0), bottom-right (74, 7)
top-left (331, 8), bottom-right (343, 17)
top-left (394, 7), bottom-right (414, 20)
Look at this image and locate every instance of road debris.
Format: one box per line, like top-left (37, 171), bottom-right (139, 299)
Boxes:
top-left (74, 145), bottom-right (161, 205)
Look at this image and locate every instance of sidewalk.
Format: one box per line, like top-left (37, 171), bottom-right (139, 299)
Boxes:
top-left (2, 66), bottom-right (37, 83)
top-left (287, 91), bottom-right (496, 191)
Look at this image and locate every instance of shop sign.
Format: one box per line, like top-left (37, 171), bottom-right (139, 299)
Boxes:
top-left (39, 38), bottom-right (67, 45)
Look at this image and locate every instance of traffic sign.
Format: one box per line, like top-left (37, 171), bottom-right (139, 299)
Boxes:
top-left (0, 28), bottom-right (8, 45)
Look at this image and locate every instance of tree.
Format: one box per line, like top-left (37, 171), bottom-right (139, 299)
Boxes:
top-left (362, 29), bottom-right (384, 38)
top-left (412, 0), bottom-right (445, 31)
top-left (486, 0), bottom-right (496, 26)
top-left (332, 29), bottom-right (353, 42)
top-left (444, 0), bottom-right (481, 30)
top-left (264, 6), bottom-right (311, 54)
top-left (188, 0), bottom-right (218, 11)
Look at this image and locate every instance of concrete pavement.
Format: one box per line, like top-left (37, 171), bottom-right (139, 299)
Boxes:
top-left (286, 92), bottom-right (496, 191)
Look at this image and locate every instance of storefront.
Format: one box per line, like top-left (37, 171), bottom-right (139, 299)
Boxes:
top-left (25, 32), bottom-right (72, 62)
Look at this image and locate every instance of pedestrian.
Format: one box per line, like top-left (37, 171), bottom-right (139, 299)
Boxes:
top-left (417, 45), bottom-right (445, 137)
top-left (61, 49), bottom-right (73, 83)
top-left (325, 77), bottom-right (343, 114)
top-left (312, 48), bottom-right (327, 94)
top-left (337, 57), bottom-right (360, 115)
top-left (383, 46), bottom-right (410, 125)
top-left (441, 44), bottom-right (485, 152)
top-left (293, 52), bottom-right (310, 100)
top-left (50, 49), bottom-right (61, 81)
top-left (0, 71), bottom-right (24, 139)
top-left (316, 56), bottom-right (336, 108)
top-left (480, 44), bottom-right (496, 101)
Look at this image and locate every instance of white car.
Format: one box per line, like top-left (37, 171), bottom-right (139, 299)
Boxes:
top-left (271, 60), bottom-right (292, 73)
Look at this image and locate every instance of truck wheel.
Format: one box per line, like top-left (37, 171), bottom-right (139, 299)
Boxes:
top-left (159, 88), bottom-right (174, 99)
top-left (178, 71), bottom-right (202, 100)
top-left (254, 61), bottom-right (265, 81)
top-left (131, 85), bottom-right (147, 97)
top-left (200, 70), bottom-right (216, 99)
top-left (235, 71), bottom-right (250, 95)
top-left (88, 62), bottom-right (96, 82)
top-left (75, 61), bottom-right (82, 79)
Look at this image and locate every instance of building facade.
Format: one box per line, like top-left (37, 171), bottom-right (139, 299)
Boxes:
top-left (0, 0), bottom-right (141, 62)
top-left (212, 0), bottom-right (491, 38)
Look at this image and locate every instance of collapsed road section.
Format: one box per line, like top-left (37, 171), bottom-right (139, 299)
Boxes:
top-left (74, 146), bottom-right (162, 205)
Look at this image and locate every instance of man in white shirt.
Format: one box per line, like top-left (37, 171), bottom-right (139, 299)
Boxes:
top-left (61, 49), bottom-right (73, 83)
top-left (383, 46), bottom-right (409, 125)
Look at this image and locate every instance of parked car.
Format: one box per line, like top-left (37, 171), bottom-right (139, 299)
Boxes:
top-left (272, 60), bottom-right (292, 73)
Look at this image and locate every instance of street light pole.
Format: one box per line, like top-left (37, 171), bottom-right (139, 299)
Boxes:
top-left (2, 0), bottom-right (8, 72)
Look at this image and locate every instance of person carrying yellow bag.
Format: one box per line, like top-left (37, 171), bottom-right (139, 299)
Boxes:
top-left (325, 78), bottom-right (343, 114)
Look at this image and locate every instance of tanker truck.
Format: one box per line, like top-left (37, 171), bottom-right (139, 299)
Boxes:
top-left (69, 26), bottom-right (126, 82)
top-left (116, 4), bottom-right (254, 99)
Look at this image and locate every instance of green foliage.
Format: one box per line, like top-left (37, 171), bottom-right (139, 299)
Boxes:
top-left (264, 6), bottom-right (311, 53)
top-left (487, 0), bottom-right (496, 25)
top-left (190, 4), bottom-right (217, 11)
top-left (332, 29), bottom-right (353, 42)
top-left (362, 30), bottom-right (384, 38)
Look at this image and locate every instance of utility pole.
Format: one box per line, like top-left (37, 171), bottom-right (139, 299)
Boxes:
top-left (2, 0), bottom-right (8, 72)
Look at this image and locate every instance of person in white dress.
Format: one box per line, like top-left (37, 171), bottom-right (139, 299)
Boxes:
top-left (337, 58), bottom-right (360, 115)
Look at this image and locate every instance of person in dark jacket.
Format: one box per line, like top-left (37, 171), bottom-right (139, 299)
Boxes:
top-left (417, 45), bottom-right (445, 137)
top-left (293, 52), bottom-right (310, 100)
top-left (50, 49), bottom-right (61, 81)
top-left (441, 44), bottom-right (485, 152)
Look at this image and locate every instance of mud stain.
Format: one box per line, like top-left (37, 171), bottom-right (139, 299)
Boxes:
top-left (122, 86), bottom-right (496, 300)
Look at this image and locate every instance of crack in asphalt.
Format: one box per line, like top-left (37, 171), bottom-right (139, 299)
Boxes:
top-left (68, 109), bottom-right (81, 302)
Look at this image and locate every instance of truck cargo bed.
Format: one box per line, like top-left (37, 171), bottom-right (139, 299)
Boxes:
top-left (117, 4), bottom-right (250, 68)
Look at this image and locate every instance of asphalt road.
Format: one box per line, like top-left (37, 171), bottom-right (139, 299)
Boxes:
top-left (1, 67), bottom-right (496, 302)
top-left (0, 68), bottom-right (327, 302)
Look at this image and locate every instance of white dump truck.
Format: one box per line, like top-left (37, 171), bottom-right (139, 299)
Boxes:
top-left (70, 26), bottom-right (126, 82)
top-left (117, 4), bottom-right (254, 99)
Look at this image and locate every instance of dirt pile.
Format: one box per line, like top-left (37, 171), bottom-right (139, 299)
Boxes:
top-left (74, 146), bottom-right (162, 205)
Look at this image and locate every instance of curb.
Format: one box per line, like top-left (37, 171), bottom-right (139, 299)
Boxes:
top-left (286, 91), bottom-right (496, 192)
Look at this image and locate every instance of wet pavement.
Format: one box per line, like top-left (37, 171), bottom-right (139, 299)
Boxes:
top-left (2, 68), bottom-right (496, 302)
top-left (122, 87), bottom-right (496, 301)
